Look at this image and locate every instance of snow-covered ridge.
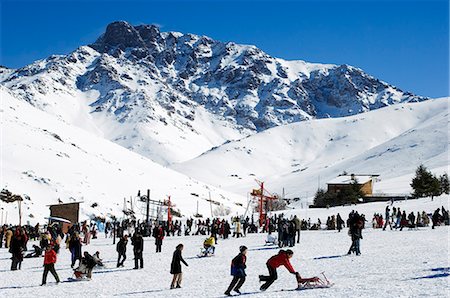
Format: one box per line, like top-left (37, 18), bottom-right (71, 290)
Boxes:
top-left (0, 21), bottom-right (427, 165)
top-left (172, 97), bottom-right (449, 199)
top-left (1, 87), bottom-right (246, 224)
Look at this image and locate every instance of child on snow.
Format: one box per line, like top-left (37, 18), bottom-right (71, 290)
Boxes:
top-left (259, 249), bottom-right (299, 291)
top-left (74, 251), bottom-right (100, 279)
top-left (224, 246), bottom-right (247, 296)
top-left (41, 244), bottom-right (60, 285)
top-left (201, 236), bottom-right (215, 256)
top-left (170, 244), bottom-right (188, 289)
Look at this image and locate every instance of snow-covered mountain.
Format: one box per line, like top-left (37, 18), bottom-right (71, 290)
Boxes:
top-left (0, 87), bottom-right (247, 224)
top-left (1, 21), bottom-right (427, 165)
top-left (172, 98), bottom-right (449, 200)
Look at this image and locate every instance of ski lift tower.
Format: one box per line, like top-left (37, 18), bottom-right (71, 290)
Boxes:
top-left (137, 190), bottom-right (165, 224)
top-left (250, 180), bottom-right (278, 227)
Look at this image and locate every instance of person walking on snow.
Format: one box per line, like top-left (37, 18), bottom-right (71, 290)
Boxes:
top-left (131, 232), bottom-right (144, 269)
top-left (224, 245), bottom-right (248, 296)
top-left (116, 234), bottom-right (128, 267)
top-left (170, 244), bottom-right (188, 289)
top-left (293, 215), bottom-right (301, 243)
top-left (153, 225), bottom-right (164, 253)
top-left (259, 249), bottom-right (299, 291)
top-left (383, 206), bottom-right (392, 231)
top-left (41, 244), bottom-right (60, 285)
top-left (336, 213), bottom-right (345, 232)
top-left (68, 232), bottom-right (82, 268)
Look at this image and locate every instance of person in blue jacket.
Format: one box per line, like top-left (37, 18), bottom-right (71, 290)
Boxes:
top-left (224, 245), bottom-right (247, 296)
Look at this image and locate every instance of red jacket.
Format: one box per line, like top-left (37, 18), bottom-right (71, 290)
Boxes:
top-left (44, 249), bottom-right (57, 265)
top-left (267, 251), bottom-right (295, 273)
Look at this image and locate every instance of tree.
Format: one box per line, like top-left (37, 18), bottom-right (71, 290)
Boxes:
top-left (439, 173), bottom-right (450, 195)
top-left (335, 179), bottom-right (365, 205)
top-left (314, 189), bottom-right (328, 207)
top-left (411, 165), bottom-right (442, 199)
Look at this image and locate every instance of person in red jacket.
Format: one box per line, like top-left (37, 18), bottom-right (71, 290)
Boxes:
top-left (41, 244), bottom-right (60, 285)
top-left (259, 249), bottom-right (299, 291)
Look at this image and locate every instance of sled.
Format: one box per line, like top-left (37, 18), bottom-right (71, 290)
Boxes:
top-left (197, 247), bottom-right (215, 258)
top-left (66, 277), bottom-right (91, 282)
top-left (296, 272), bottom-right (333, 290)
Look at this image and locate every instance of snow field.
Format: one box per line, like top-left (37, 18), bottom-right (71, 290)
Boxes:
top-left (0, 223), bottom-right (447, 297)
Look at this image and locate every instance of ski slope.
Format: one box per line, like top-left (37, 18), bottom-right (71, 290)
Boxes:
top-left (172, 98), bottom-right (450, 200)
top-left (0, 87), bottom-right (247, 224)
top-left (0, 196), bottom-right (448, 297)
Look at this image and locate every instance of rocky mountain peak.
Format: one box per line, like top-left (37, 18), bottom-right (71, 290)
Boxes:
top-left (90, 21), bottom-right (146, 53)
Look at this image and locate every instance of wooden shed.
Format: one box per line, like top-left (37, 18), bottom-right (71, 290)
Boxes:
top-left (48, 202), bottom-right (82, 233)
top-left (327, 174), bottom-right (378, 196)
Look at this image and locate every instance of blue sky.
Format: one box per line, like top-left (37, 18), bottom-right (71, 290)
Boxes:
top-left (1, 0), bottom-right (448, 97)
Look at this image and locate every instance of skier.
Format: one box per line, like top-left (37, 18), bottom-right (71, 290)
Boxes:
top-left (116, 234), bottom-right (128, 267)
top-left (153, 224), bottom-right (164, 253)
top-left (131, 231), bottom-right (144, 269)
top-left (170, 244), bottom-right (188, 289)
top-left (259, 249), bottom-right (299, 291)
top-left (224, 245), bottom-right (247, 296)
top-left (41, 244), bottom-right (60, 285)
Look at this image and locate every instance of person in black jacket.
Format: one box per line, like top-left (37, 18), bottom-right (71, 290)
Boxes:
top-left (224, 246), bottom-right (247, 296)
top-left (10, 232), bottom-right (25, 270)
top-left (170, 244), bottom-right (188, 289)
top-left (153, 225), bottom-right (164, 253)
top-left (69, 232), bottom-right (82, 268)
top-left (131, 232), bottom-right (144, 269)
top-left (116, 235), bottom-right (128, 267)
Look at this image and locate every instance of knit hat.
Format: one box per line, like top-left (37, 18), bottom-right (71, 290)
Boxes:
top-left (239, 245), bottom-right (248, 252)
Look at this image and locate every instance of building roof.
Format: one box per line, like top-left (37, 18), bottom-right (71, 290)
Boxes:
top-left (327, 175), bottom-right (375, 185)
top-left (46, 201), bottom-right (83, 207)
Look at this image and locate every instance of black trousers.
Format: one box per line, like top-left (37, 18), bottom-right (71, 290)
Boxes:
top-left (225, 276), bottom-right (246, 293)
top-left (260, 265), bottom-right (277, 290)
top-left (117, 253), bottom-right (126, 266)
top-left (42, 263), bottom-right (60, 284)
top-left (156, 239), bottom-right (162, 253)
top-left (134, 251), bottom-right (143, 268)
top-left (11, 256), bottom-right (22, 270)
top-left (296, 229), bottom-right (300, 243)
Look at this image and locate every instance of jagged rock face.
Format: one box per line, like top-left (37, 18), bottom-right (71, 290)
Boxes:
top-left (0, 21), bottom-right (428, 163)
top-left (83, 21), bottom-right (426, 130)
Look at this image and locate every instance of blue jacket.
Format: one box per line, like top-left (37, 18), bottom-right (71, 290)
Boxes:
top-left (230, 253), bottom-right (246, 277)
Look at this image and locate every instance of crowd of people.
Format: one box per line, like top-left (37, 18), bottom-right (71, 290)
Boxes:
top-left (370, 205), bottom-right (449, 230)
top-left (0, 201), bottom-right (447, 292)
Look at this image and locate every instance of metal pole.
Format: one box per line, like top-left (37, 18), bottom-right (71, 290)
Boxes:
top-left (146, 189), bottom-right (150, 224)
top-left (18, 200), bottom-right (22, 226)
top-left (113, 220), bottom-right (116, 244)
top-left (209, 192), bottom-right (213, 218)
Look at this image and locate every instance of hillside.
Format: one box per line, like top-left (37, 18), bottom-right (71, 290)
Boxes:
top-left (0, 87), bottom-right (246, 224)
top-left (172, 98), bottom-right (449, 200)
top-left (1, 21), bottom-right (427, 165)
